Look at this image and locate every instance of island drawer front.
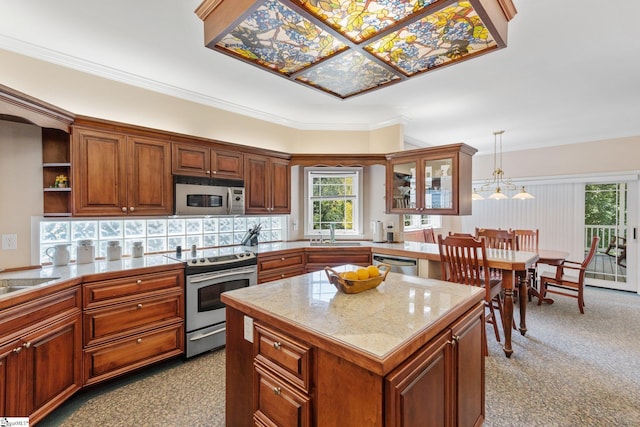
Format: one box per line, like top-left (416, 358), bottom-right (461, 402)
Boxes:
top-left (83, 291), bottom-right (184, 347)
top-left (83, 322), bottom-right (184, 386)
top-left (254, 362), bottom-right (311, 427)
top-left (83, 270), bottom-right (183, 308)
top-left (254, 323), bottom-right (311, 392)
top-left (258, 251), bottom-right (305, 272)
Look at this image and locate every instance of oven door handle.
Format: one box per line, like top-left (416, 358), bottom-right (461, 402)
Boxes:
top-left (189, 327), bottom-right (226, 341)
top-left (189, 269), bottom-right (254, 283)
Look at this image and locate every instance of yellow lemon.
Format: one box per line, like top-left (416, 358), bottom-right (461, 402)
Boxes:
top-left (356, 268), bottom-right (369, 280)
top-left (343, 271), bottom-right (359, 281)
top-left (366, 265), bottom-right (380, 277)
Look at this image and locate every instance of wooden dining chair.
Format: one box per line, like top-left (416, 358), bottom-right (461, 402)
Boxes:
top-left (438, 234), bottom-right (504, 355)
top-left (475, 228), bottom-right (516, 250)
top-left (512, 229), bottom-right (540, 300)
top-left (423, 227), bottom-right (436, 244)
top-left (539, 236), bottom-right (599, 314)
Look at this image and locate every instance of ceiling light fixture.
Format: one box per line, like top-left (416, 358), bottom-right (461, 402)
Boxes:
top-left (196, 0), bottom-right (517, 99)
top-left (477, 130), bottom-right (534, 200)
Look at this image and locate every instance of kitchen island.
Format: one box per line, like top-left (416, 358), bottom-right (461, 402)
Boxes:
top-left (222, 266), bottom-right (486, 427)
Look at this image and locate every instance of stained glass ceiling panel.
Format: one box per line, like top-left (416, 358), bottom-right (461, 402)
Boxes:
top-left (196, 0), bottom-right (516, 99)
top-left (216, 0), bottom-right (347, 75)
top-left (365, 2), bottom-right (498, 76)
top-left (293, 0), bottom-right (440, 43)
top-left (296, 50), bottom-right (401, 98)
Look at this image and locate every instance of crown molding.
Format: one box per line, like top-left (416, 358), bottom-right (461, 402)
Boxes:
top-left (0, 35), bottom-right (407, 134)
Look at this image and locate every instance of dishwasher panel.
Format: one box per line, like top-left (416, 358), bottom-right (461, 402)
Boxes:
top-left (372, 253), bottom-right (418, 276)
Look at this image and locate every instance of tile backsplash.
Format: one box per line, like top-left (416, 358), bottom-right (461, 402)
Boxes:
top-left (39, 216), bottom-right (288, 264)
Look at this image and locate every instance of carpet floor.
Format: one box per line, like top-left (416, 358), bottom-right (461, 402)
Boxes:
top-left (39, 286), bottom-right (640, 427)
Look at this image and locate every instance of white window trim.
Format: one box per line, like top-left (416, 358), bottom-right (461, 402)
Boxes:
top-left (304, 167), bottom-right (364, 238)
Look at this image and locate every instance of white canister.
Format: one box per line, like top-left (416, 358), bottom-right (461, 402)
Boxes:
top-left (106, 241), bottom-right (122, 261)
top-left (132, 241), bottom-right (144, 258)
top-left (76, 240), bottom-right (95, 264)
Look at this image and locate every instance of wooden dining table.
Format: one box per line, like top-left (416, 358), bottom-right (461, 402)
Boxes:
top-left (483, 248), bottom-right (539, 357)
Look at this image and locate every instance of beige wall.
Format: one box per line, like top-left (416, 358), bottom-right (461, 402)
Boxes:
top-left (473, 137), bottom-right (640, 180)
top-left (0, 49), bottom-right (401, 155)
top-left (0, 121), bottom-right (42, 270)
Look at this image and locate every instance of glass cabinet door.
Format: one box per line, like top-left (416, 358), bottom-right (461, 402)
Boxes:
top-left (391, 161), bottom-right (417, 210)
top-left (424, 158), bottom-right (453, 209)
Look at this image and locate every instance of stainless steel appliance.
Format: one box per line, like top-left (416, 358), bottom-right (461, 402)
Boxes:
top-left (174, 175), bottom-right (245, 216)
top-left (372, 253), bottom-right (418, 276)
top-left (166, 249), bottom-right (257, 358)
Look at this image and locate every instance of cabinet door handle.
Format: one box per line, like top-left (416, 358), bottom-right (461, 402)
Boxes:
top-left (13, 346), bottom-right (22, 354)
top-left (273, 387), bottom-right (281, 395)
top-left (23, 342), bottom-right (31, 349)
top-left (137, 338), bottom-right (142, 344)
top-left (447, 335), bottom-right (460, 346)
top-left (281, 257), bottom-right (285, 261)
top-left (137, 303), bottom-right (143, 309)
top-left (273, 342), bottom-right (281, 350)
top-left (130, 207), bottom-right (135, 212)
top-left (136, 280), bottom-right (142, 285)
top-left (121, 207), bottom-right (127, 212)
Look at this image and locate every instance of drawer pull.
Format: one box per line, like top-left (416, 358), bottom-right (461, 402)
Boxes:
top-left (136, 280), bottom-right (142, 285)
top-left (273, 342), bottom-right (281, 350)
top-left (281, 257), bottom-right (285, 261)
top-left (273, 387), bottom-right (282, 395)
top-left (137, 303), bottom-right (143, 309)
top-left (23, 342), bottom-right (31, 349)
top-left (137, 338), bottom-right (142, 344)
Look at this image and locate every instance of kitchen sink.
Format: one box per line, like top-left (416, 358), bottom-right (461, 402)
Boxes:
top-left (309, 242), bottom-right (362, 246)
top-left (0, 278), bottom-right (59, 294)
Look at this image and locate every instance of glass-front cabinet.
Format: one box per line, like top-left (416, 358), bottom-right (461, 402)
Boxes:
top-left (386, 143), bottom-right (477, 215)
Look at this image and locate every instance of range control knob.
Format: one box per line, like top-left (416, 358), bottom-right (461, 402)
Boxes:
top-left (191, 259), bottom-right (198, 264)
top-left (200, 258), bottom-right (206, 263)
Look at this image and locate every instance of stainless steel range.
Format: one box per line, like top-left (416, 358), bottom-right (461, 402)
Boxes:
top-left (166, 248), bottom-right (257, 358)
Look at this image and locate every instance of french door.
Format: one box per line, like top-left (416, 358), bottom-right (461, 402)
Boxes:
top-left (584, 182), bottom-right (637, 292)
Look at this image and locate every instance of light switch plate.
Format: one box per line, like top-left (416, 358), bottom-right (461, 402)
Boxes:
top-left (243, 315), bottom-right (254, 343)
top-left (2, 234), bottom-right (17, 250)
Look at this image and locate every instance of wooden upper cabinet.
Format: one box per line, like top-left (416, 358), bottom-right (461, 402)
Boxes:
top-left (127, 136), bottom-right (173, 215)
top-left (244, 154), bottom-right (290, 214)
top-left (72, 126), bottom-right (172, 216)
top-left (386, 143), bottom-right (477, 215)
top-left (172, 142), bottom-right (243, 179)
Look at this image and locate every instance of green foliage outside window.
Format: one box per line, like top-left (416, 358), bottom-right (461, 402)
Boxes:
top-left (311, 176), bottom-right (355, 231)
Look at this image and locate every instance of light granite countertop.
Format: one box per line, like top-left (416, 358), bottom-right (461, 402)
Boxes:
top-left (222, 265), bottom-right (484, 359)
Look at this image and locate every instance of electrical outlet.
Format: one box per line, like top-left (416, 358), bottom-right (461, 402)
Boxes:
top-left (2, 234), bottom-right (17, 250)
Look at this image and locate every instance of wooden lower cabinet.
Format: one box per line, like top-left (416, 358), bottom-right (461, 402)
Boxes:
top-left (83, 323), bottom-right (183, 385)
top-left (258, 249), bottom-right (306, 284)
top-left (0, 287), bottom-right (82, 424)
top-left (385, 305), bottom-right (484, 427)
top-left (81, 266), bottom-right (185, 386)
top-left (226, 302), bottom-right (484, 427)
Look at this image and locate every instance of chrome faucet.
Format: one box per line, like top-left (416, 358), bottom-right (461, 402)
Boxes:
top-left (329, 224), bottom-right (335, 243)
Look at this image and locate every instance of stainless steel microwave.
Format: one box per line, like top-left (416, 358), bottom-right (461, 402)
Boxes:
top-left (174, 175), bottom-right (245, 216)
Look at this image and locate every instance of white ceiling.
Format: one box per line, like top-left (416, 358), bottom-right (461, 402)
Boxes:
top-left (1, 0), bottom-right (639, 155)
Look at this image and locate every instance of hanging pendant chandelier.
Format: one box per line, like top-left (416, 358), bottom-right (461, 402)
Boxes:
top-left (474, 130), bottom-right (534, 200)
